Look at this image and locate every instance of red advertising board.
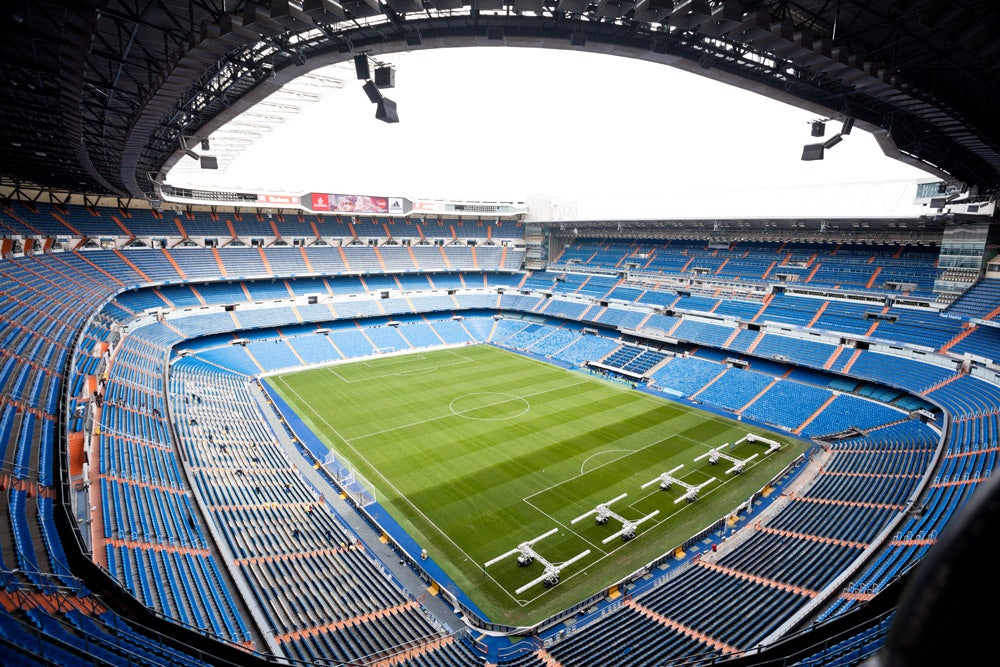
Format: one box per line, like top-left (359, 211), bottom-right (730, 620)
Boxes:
top-left (310, 192), bottom-right (331, 211)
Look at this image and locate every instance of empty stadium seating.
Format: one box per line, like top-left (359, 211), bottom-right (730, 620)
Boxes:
top-left (1, 202), bottom-right (998, 667)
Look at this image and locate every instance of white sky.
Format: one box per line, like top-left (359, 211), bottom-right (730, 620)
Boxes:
top-left (168, 46), bottom-right (935, 219)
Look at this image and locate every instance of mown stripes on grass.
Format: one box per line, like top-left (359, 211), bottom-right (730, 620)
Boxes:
top-left (271, 345), bottom-right (808, 626)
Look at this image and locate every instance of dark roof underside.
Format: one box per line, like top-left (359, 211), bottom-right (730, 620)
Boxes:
top-left (1, 1), bottom-right (998, 200)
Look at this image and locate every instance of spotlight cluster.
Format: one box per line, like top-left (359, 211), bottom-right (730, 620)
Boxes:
top-left (801, 116), bottom-right (855, 161)
top-left (354, 54), bottom-right (398, 124)
top-left (180, 134), bottom-right (217, 169)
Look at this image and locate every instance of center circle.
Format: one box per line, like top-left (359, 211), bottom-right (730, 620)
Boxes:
top-left (449, 392), bottom-right (530, 421)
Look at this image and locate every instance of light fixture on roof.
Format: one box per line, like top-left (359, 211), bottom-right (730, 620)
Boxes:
top-left (180, 134), bottom-right (216, 169)
top-left (374, 65), bottom-right (395, 89)
top-left (801, 143), bottom-right (825, 161)
top-left (823, 134), bottom-right (843, 149)
top-left (801, 134), bottom-right (843, 161)
top-left (353, 54), bottom-right (370, 80)
top-left (358, 57), bottom-right (399, 124)
top-left (362, 80), bottom-right (382, 104)
top-left (802, 116), bottom-right (853, 161)
top-left (375, 98), bottom-right (399, 123)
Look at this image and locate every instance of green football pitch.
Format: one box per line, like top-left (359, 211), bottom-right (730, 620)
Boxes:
top-left (269, 344), bottom-right (808, 627)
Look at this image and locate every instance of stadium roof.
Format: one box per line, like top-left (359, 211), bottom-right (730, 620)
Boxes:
top-left (2, 1), bottom-right (999, 201)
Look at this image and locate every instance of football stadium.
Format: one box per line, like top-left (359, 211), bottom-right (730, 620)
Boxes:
top-left (1, 2), bottom-right (998, 667)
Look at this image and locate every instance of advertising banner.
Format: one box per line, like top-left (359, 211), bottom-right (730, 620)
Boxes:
top-left (305, 192), bottom-right (402, 213)
top-left (329, 194), bottom-right (388, 213)
top-left (257, 194), bottom-right (300, 205)
top-left (411, 200), bottom-right (444, 214)
top-left (310, 192), bottom-right (331, 211)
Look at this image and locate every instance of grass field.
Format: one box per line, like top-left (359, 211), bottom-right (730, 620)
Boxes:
top-left (269, 344), bottom-right (809, 626)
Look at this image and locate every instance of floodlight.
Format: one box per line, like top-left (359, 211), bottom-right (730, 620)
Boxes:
top-left (801, 143), bottom-right (825, 161)
top-left (200, 137), bottom-right (210, 151)
top-left (376, 98), bottom-right (399, 123)
top-left (823, 134), bottom-right (843, 149)
top-left (841, 116), bottom-right (855, 135)
top-left (811, 120), bottom-right (826, 137)
top-left (362, 80), bottom-right (382, 103)
top-left (374, 65), bottom-right (395, 89)
top-left (185, 149), bottom-right (200, 161)
top-left (353, 54), bottom-right (370, 80)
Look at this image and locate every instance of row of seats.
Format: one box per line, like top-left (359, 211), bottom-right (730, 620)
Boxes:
top-left (0, 234), bottom-right (996, 666)
top-left (944, 277), bottom-right (1000, 320)
top-left (169, 366), bottom-right (446, 664)
top-left (0, 201), bottom-right (525, 241)
top-left (520, 274), bottom-right (1000, 366)
top-left (156, 303), bottom-right (945, 666)
top-left (552, 239), bottom-right (942, 296)
top-left (96, 327), bottom-right (251, 645)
